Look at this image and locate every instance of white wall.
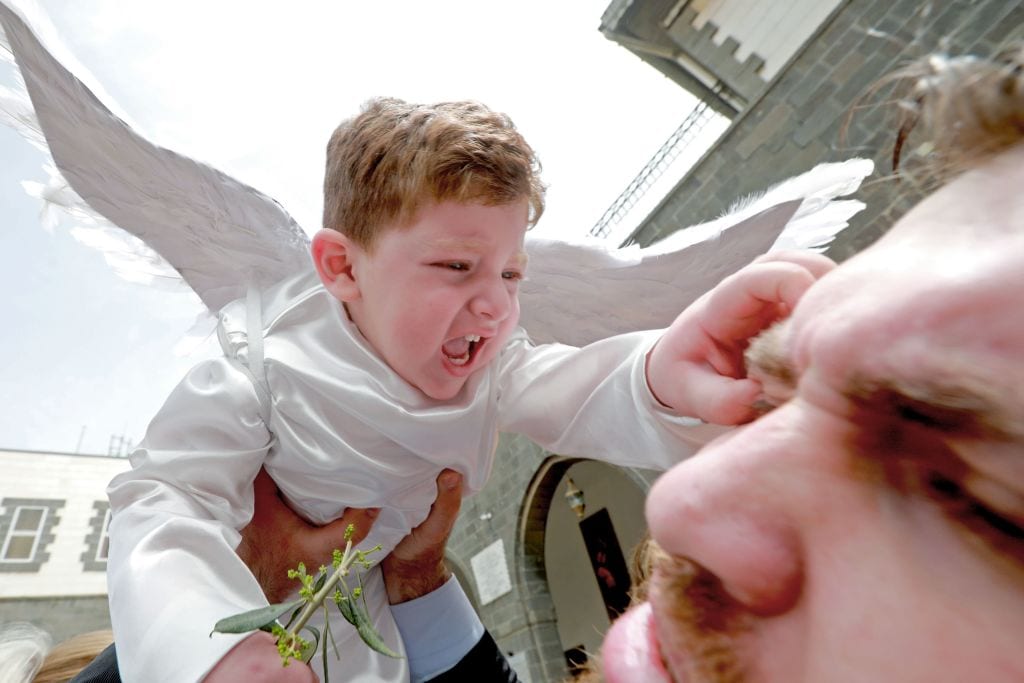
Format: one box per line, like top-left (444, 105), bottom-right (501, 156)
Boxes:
top-left (0, 449), bottom-right (129, 598)
top-left (690, 0), bottom-right (845, 79)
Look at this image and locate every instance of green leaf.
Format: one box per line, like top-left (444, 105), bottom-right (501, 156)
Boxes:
top-left (350, 585), bottom-right (401, 658)
top-left (300, 625), bottom-right (320, 664)
top-left (211, 598), bottom-right (305, 635)
top-left (336, 593), bottom-right (357, 625)
top-left (352, 607), bottom-right (401, 658)
top-left (313, 568), bottom-right (328, 594)
top-left (283, 601), bottom-right (304, 629)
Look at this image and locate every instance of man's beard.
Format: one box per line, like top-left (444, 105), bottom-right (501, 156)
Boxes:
top-left (648, 552), bottom-right (752, 683)
top-left (575, 545), bottom-right (751, 683)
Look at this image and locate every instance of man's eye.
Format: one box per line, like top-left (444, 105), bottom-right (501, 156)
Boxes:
top-left (435, 262), bottom-right (468, 271)
top-left (925, 471), bottom-right (1024, 554)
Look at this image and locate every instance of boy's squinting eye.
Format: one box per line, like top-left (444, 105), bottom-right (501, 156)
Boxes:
top-left (502, 270), bottom-right (523, 281)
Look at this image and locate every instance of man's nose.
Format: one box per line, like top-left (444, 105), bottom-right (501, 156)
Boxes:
top-left (646, 412), bottom-right (805, 617)
top-left (469, 276), bottom-right (513, 322)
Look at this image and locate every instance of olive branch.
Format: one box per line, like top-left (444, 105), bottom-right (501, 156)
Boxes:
top-left (211, 524), bottom-right (400, 681)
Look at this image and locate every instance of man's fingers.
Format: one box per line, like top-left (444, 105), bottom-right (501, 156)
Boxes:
top-left (252, 467), bottom-right (277, 496)
top-left (418, 469), bottom-right (463, 543)
top-left (305, 507), bottom-right (380, 557)
top-left (389, 469), bottom-right (463, 561)
top-left (381, 470), bottom-right (461, 604)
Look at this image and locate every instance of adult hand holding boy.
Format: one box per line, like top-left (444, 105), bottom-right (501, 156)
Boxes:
top-left (205, 469), bottom-right (467, 683)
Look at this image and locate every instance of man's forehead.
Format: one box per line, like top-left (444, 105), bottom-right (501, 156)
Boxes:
top-left (879, 143), bottom-right (1024, 252)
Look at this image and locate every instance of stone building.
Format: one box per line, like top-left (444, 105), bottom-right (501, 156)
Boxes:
top-left (453, 1), bottom-right (1024, 681)
top-left (0, 449), bottom-right (129, 641)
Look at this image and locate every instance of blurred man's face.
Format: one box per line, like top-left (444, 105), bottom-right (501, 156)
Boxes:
top-left (602, 144), bottom-right (1024, 682)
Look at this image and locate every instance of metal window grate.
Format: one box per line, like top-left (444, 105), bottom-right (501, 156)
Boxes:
top-left (590, 100), bottom-right (716, 239)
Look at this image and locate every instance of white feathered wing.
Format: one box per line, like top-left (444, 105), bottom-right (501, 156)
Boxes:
top-left (1, 0), bottom-right (310, 312)
top-left (520, 157), bottom-right (873, 346)
top-left (1, 0), bottom-right (873, 349)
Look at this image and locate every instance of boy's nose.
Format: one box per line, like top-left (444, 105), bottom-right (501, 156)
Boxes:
top-left (469, 278), bottom-right (513, 321)
top-left (646, 414), bottom-right (805, 617)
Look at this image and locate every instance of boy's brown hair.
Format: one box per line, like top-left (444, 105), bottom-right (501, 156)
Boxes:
top-left (322, 97), bottom-right (545, 248)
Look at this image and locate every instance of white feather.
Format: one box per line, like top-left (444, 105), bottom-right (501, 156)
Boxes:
top-left (0, 0), bottom-right (311, 313)
top-left (519, 156), bottom-right (873, 347)
top-left (520, 201), bottom-right (805, 346)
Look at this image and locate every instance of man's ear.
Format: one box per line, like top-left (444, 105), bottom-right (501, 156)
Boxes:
top-left (311, 229), bottom-right (362, 302)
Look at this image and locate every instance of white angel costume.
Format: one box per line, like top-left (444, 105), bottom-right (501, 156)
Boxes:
top-left (0, 2), bottom-right (874, 682)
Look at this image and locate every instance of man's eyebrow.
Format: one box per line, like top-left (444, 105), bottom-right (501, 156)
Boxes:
top-left (745, 322), bottom-right (795, 381)
top-left (843, 377), bottom-right (1017, 443)
top-left (744, 321), bottom-right (797, 413)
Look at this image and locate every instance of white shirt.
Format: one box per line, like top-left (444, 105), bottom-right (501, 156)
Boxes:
top-left (107, 269), bottom-right (720, 682)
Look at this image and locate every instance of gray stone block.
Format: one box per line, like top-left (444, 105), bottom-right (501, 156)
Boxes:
top-left (736, 103), bottom-right (796, 159)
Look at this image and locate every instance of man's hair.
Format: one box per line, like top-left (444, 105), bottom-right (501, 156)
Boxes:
top-left (888, 43), bottom-right (1024, 182)
top-left (322, 97), bottom-right (545, 248)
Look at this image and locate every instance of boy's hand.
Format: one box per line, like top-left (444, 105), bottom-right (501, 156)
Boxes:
top-left (646, 251), bottom-right (834, 424)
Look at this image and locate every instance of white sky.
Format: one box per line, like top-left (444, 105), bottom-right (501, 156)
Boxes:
top-left (0, 0), bottom-right (713, 456)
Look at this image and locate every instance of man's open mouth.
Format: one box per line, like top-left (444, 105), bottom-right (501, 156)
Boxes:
top-left (442, 334), bottom-right (483, 367)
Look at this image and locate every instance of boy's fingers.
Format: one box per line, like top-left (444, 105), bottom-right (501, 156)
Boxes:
top-left (685, 368), bottom-right (762, 425)
top-left (753, 250), bottom-right (836, 278)
top-left (704, 262), bottom-right (820, 341)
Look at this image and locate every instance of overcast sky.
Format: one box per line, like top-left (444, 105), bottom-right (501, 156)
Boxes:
top-left (0, 0), bottom-right (721, 456)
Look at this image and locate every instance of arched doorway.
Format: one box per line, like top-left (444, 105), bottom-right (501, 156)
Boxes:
top-left (515, 456), bottom-right (652, 677)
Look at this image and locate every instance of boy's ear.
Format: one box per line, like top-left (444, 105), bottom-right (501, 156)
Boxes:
top-left (311, 229), bottom-right (362, 302)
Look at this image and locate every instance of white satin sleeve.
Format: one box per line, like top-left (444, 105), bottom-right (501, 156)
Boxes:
top-left (106, 357), bottom-right (273, 683)
top-left (496, 330), bottom-right (729, 470)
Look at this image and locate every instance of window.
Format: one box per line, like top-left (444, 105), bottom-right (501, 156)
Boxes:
top-left (1, 506), bottom-right (46, 561)
top-left (95, 508), bottom-right (111, 561)
top-left (81, 500), bottom-right (112, 572)
top-left (0, 498), bottom-right (64, 572)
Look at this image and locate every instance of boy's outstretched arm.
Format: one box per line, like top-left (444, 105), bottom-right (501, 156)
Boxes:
top-left (645, 251), bottom-right (835, 425)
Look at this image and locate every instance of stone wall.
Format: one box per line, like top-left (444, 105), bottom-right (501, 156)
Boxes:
top-left (631, 0), bottom-right (1024, 260)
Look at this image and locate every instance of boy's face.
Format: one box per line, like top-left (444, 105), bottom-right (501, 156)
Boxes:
top-left (343, 200), bottom-right (529, 400)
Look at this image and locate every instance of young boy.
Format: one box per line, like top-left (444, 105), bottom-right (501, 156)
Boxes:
top-left (105, 97), bottom-right (831, 682)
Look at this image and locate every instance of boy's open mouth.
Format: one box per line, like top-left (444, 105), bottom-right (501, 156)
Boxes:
top-left (442, 334), bottom-right (483, 367)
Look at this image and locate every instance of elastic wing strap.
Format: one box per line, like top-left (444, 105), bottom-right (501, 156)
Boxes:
top-left (242, 285), bottom-right (272, 426)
